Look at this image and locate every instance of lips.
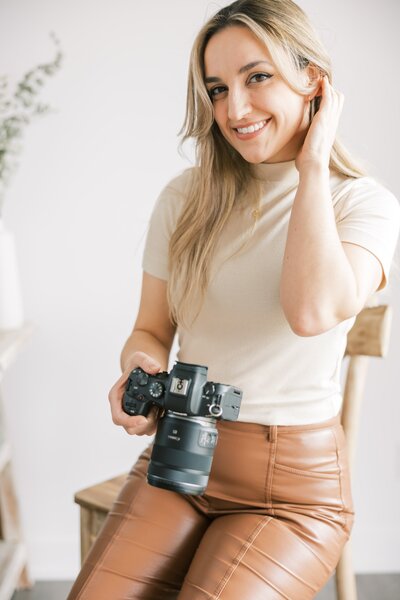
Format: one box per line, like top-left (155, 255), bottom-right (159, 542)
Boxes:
top-left (233, 118), bottom-right (272, 140)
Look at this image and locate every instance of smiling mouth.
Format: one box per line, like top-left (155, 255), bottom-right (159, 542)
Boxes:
top-left (233, 118), bottom-right (272, 139)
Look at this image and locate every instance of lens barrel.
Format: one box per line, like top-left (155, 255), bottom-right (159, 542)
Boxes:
top-left (147, 413), bottom-right (218, 495)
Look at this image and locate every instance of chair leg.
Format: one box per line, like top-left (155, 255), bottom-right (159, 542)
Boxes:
top-left (17, 565), bottom-right (33, 589)
top-left (80, 506), bottom-right (93, 565)
top-left (335, 539), bottom-right (357, 600)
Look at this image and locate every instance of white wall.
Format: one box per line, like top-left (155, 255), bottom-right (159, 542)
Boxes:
top-left (0, 0), bottom-right (399, 580)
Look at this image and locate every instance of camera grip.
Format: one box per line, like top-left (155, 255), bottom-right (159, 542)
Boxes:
top-left (122, 390), bottom-right (153, 417)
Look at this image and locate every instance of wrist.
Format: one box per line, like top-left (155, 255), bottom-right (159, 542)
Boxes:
top-left (121, 352), bottom-right (139, 373)
top-left (298, 160), bottom-right (330, 181)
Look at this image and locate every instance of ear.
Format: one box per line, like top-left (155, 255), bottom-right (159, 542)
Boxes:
top-left (305, 65), bottom-right (323, 100)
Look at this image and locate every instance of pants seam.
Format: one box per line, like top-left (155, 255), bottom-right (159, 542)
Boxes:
top-left (265, 427), bottom-right (277, 514)
top-left (330, 426), bottom-right (347, 531)
top-left (74, 475), bottom-right (147, 599)
top-left (212, 516), bottom-right (273, 599)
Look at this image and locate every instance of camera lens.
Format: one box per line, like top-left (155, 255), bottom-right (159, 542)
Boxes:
top-left (147, 413), bottom-right (218, 495)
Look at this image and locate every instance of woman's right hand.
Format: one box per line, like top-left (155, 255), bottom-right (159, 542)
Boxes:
top-left (108, 351), bottom-right (162, 436)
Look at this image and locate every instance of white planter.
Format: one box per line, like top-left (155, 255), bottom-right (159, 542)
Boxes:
top-left (0, 220), bottom-right (24, 330)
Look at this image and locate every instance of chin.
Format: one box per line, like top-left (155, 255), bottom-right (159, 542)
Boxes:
top-left (238, 150), bottom-right (274, 164)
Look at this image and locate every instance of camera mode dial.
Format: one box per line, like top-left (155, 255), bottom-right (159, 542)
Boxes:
top-left (149, 381), bottom-right (164, 399)
top-left (137, 372), bottom-right (149, 386)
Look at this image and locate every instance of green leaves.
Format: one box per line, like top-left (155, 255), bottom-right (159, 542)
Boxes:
top-left (0, 31), bottom-right (63, 216)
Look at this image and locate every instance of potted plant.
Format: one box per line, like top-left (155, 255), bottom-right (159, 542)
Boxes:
top-left (0, 32), bottom-right (63, 329)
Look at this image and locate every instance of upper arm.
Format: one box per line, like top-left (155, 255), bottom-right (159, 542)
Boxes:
top-left (341, 241), bottom-right (383, 313)
top-left (132, 271), bottom-right (176, 351)
top-left (294, 242), bottom-right (382, 337)
top-left (335, 177), bottom-right (400, 310)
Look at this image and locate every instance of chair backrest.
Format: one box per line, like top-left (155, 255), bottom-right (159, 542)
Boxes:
top-left (342, 304), bottom-right (392, 469)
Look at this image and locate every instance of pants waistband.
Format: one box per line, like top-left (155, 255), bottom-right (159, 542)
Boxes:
top-left (217, 412), bottom-right (341, 435)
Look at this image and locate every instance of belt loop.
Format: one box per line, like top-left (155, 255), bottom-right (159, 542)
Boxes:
top-left (267, 425), bottom-right (277, 443)
top-left (266, 426), bottom-right (273, 442)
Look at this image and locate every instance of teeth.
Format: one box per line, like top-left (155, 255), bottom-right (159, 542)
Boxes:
top-left (237, 119), bottom-right (267, 134)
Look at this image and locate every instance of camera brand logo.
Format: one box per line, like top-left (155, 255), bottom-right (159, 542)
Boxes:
top-left (168, 428), bottom-right (181, 442)
top-left (198, 430), bottom-right (218, 449)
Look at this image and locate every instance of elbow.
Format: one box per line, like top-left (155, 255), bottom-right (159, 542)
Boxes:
top-left (280, 289), bottom-right (361, 337)
top-left (287, 313), bottom-right (323, 337)
top-left (280, 294), bottom-right (324, 337)
top-left (289, 320), bottom-right (330, 337)
top-left (283, 307), bottom-right (339, 337)
top-left (286, 309), bottom-right (358, 337)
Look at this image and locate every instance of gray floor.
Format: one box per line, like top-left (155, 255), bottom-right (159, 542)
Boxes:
top-left (10, 574), bottom-right (400, 599)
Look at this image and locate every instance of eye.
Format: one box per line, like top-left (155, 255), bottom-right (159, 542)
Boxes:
top-left (208, 85), bottom-right (227, 99)
top-left (248, 72), bottom-right (273, 83)
top-left (207, 72), bottom-right (273, 100)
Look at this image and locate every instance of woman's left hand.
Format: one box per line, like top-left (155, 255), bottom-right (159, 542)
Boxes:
top-left (295, 76), bottom-right (344, 173)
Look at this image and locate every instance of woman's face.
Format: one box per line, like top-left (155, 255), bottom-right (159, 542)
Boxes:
top-left (204, 25), bottom-right (313, 164)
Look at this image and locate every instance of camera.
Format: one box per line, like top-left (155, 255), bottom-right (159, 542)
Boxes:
top-left (122, 361), bottom-right (242, 495)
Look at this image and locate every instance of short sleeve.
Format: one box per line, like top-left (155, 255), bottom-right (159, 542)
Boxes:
top-left (141, 168), bottom-right (193, 280)
top-left (335, 176), bottom-right (400, 291)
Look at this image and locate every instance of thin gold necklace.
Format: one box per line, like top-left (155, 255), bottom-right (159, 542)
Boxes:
top-left (248, 202), bottom-right (262, 236)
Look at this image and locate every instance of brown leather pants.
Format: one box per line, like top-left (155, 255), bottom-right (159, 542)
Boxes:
top-left (68, 413), bottom-right (354, 599)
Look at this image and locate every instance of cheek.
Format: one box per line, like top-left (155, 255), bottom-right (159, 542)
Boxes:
top-left (295, 100), bottom-right (311, 130)
top-left (212, 108), bottom-right (233, 144)
top-left (212, 105), bottom-right (235, 144)
top-left (281, 98), bottom-right (308, 129)
top-left (213, 103), bottom-right (226, 128)
top-left (268, 85), bottom-right (305, 121)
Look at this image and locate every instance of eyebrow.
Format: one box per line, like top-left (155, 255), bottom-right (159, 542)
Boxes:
top-left (205, 60), bottom-right (273, 84)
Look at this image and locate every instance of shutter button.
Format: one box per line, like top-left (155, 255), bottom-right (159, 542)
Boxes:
top-left (137, 373), bottom-right (149, 386)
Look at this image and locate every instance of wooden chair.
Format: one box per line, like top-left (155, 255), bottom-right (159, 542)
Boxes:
top-left (334, 303), bottom-right (392, 600)
top-left (74, 304), bottom-right (393, 600)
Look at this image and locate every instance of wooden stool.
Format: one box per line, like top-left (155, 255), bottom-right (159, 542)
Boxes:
top-left (74, 304), bottom-right (392, 600)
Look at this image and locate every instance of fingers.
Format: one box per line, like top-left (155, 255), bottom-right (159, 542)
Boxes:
top-left (299, 74), bottom-right (345, 170)
top-left (109, 352), bottom-right (161, 399)
top-left (125, 406), bottom-right (159, 437)
top-left (108, 351), bottom-right (162, 437)
top-left (109, 394), bottom-right (159, 436)
top-left (320, 76), bottom-right (344, 113)
top-left (133, 351), bottom-right (162, 376)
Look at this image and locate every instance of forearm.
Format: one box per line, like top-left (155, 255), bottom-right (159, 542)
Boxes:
top-left (280, 164), bottom-right (358, 335)
top-left (120, 329), bottom-right (171, 372)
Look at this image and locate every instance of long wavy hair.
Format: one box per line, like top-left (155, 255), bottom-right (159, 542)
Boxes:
top-left (167, 0), bottom-right (368, 329)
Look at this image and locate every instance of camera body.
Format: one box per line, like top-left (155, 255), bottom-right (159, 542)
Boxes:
top-left (123, 361), bottom-right (241, 421)
top-left (123, 361), bottom-right (242, 495)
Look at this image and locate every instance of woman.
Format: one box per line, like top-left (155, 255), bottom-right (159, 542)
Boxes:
top-left (68, 1), bottom-right (400, 598)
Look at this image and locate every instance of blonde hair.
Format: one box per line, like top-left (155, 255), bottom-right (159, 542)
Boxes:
top-left (167, 0), bottom-right (368, 329)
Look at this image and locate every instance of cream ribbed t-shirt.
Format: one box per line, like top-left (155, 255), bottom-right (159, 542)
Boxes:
top-left (142, 160), bottom-right (400, 425)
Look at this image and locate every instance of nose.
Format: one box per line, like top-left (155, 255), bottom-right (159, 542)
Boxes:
top-left (227, 87), bottom-right (252, 123)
